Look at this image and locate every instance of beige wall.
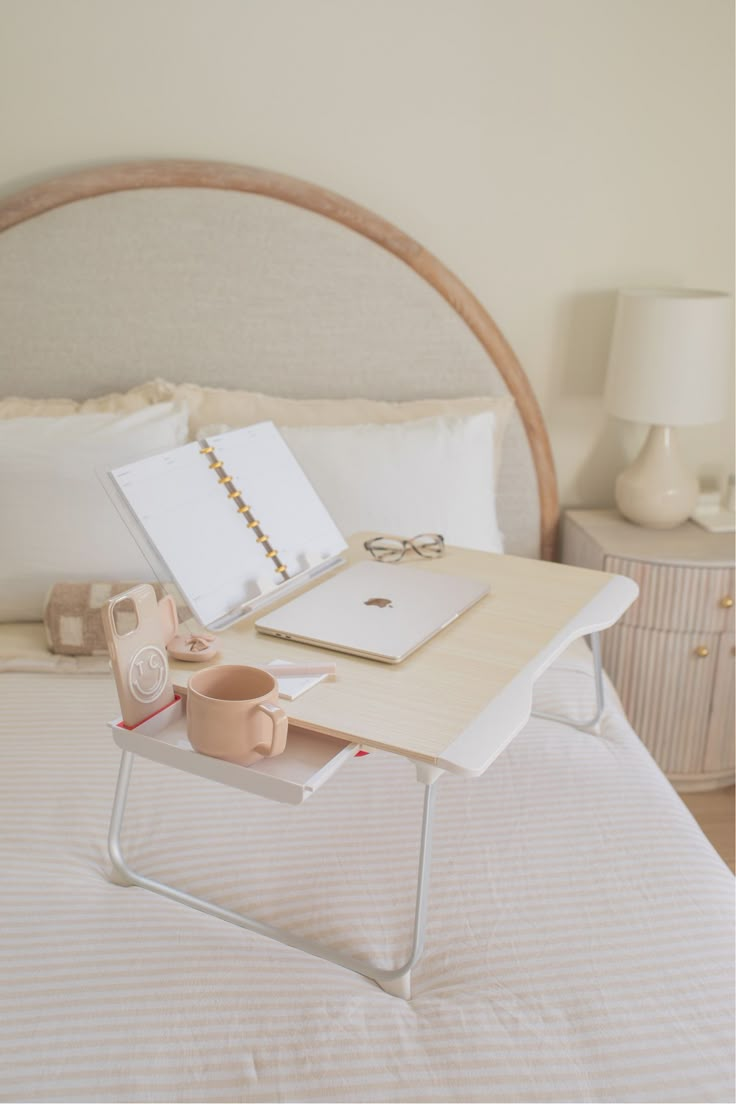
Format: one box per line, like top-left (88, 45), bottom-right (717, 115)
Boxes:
top-left (1, 0), bottom-right (733, 505)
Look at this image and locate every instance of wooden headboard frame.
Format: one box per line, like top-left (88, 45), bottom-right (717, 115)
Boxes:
top-left (0, 160), bottom-right (558, 559)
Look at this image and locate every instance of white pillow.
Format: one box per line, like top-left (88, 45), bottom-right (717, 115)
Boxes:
top-left (170, 383), bottom-right (514, 489)
top-left (281, 412), bottom-right (503, 554)
top-left (0, 402), bottom-right (189, 621)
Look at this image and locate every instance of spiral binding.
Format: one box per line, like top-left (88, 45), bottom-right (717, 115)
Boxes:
top-left (199, 441), bottom-right (289, 579)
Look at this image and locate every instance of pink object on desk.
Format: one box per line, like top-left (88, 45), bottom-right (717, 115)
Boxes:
top-left (158, 594), bottom-right (220, 662)
top-left (101, 584), bottom-right (175, 728)
top-left (166, 631), bottom-right (220, 662)
top-left (262, 662), bottom-right (337, 679)
top-left (186, 664), bottom-right (288, 766)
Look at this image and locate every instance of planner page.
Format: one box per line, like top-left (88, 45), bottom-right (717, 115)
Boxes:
top-left (109, 423), bottom-right (346, 627)
top-left (210, 423), bottom-right (346, 583)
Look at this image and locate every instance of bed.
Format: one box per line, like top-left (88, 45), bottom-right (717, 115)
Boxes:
top-left (0, 161), bottom-right (733, 1103)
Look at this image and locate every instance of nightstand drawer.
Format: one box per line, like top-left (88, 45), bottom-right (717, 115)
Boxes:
top-left (704, 633), bottom-right (736, 774)
top-left (604, 556), bottom-right (735, 633)
top-left (602, 624), bottom-right (721, 775)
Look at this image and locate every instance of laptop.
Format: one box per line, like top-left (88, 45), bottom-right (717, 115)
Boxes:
top-left (255, 561), bottom-right (489, 663)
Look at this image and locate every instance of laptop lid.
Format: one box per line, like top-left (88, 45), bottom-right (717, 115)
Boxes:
top-left (255, 561), bottom-right (489, 663)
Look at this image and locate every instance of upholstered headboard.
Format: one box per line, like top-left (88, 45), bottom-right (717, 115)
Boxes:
top-left (0, 161), bottom-right (557, 558)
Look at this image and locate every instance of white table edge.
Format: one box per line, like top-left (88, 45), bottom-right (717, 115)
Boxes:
top-left (436, 574), bottom-right (639, 777)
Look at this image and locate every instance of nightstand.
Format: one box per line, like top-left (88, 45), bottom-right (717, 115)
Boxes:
top-left (562, 509), bottom-right (735, 793)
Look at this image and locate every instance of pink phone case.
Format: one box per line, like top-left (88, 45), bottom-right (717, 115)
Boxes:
top-left (102, 584), bottom-right (175, 728)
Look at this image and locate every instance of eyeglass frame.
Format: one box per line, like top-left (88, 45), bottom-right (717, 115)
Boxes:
top-left (363, 533), bottom-right (445, 563)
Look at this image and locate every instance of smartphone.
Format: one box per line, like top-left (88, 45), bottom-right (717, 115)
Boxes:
top-left (102, 583), bottom-right (175, 728)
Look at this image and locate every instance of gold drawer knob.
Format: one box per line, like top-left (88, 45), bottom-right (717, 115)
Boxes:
top-left (694, 645), bottom-right (710, 658)
top-left (719, 596), bottom-right (734, 609)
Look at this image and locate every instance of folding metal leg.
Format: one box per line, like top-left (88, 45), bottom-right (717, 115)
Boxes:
top-left (108, 749), bottom-right (135, 885)
top-left (108, 749), bottom-right (437, 1000)
top-left (531, 631), bottom-right (605, 731)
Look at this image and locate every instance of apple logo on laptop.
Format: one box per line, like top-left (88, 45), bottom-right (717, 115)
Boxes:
top-left (364, 597), bottom-right (393, 608)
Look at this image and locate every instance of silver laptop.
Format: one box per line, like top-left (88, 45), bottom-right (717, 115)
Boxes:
top-left (255, 561), bottom-right (489, 663)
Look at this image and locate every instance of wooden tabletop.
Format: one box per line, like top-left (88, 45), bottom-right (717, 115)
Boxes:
top-left (171, 535), bottom-right (637, 777)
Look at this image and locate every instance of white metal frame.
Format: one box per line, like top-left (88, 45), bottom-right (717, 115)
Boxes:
top-left (108, 749), bottom-right (439, 1000)
top-left (105, 630), bottom-right (605, 1000)
top-left (105, 599), bottom-right (627, 1002)
top-left (531, 632), bottom-right (605, 730)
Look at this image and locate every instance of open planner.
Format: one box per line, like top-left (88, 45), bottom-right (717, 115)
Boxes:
top-left (108, 422), bottom-right (347, 629)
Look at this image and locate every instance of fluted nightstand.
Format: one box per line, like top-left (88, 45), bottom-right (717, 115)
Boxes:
top-left (562, 509), bottom-right (735, 793)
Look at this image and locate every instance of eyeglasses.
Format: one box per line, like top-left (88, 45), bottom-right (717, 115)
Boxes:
top-left (363, 533), bottom-right (445, 563)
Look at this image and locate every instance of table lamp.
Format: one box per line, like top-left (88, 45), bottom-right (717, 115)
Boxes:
top-left (605, 288), bottom-right (732, 529)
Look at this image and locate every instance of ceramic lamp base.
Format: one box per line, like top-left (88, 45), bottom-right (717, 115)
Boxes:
top-left (615, 425), bottom-right (698, 529)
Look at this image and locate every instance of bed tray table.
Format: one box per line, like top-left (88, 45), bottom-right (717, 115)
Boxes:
top-left (106, 535), bottom-right (638, 1000)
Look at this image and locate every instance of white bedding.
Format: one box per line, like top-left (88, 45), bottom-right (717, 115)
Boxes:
top-left (1, 648), bottom-right (733, 1103)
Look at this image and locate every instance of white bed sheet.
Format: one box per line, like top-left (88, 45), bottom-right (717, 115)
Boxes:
top-left (0, 648), bottom-right (733, 1103)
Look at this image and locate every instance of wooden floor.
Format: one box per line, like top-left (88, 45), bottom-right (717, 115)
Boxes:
top-left (679, 786), bottom-right (735, 873)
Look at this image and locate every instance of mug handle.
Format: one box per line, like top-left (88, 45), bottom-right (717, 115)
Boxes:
top-left (254, 701), bottom-right (289, 758)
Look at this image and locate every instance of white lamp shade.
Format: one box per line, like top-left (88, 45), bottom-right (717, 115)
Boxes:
top-left (605, 288), bottom-right (733, 426)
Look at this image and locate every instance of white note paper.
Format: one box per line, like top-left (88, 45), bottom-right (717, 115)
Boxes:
top-left (109, 423), bottom-right (346, 627)
top-left (269, 658), bottom-right (329, 701)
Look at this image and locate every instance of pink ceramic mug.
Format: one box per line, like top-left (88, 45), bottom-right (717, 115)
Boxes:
top-left (186, 665), bottom-right (288, 766)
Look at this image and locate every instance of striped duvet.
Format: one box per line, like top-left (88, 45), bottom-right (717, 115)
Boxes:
top-left (1, 646), bottom-right (733, 1103)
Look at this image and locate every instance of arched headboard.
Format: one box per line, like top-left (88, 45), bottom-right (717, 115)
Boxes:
top-left (0, 160), bottom-right (557, 558)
